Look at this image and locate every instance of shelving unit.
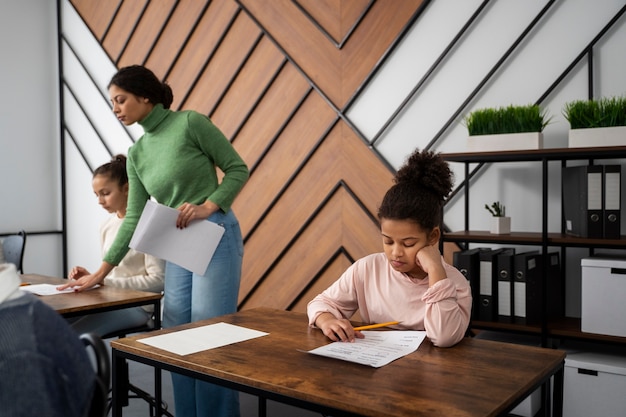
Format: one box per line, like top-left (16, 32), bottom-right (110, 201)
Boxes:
top-left (441, 146), bottom-right (626, 348)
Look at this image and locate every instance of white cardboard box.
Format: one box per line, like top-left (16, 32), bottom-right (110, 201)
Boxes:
top-left (564, 351), bottom-right (626, 417)
top-left (581, 256), bottom-right (626, 337)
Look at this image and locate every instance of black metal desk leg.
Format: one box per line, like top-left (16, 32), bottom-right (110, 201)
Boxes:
top-left (258, 396), bottom-right (267, 417)
top-left (552, 366), bottom-right (564, 417)
top-left (112, 350), bottom-right (125, 417)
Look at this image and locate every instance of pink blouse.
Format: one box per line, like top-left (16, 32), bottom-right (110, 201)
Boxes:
top-left (307, 253), bottom-right (472, 347)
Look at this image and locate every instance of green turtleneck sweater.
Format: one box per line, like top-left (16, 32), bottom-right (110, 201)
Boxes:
top-left (104, 104), bottom-right (249, 266)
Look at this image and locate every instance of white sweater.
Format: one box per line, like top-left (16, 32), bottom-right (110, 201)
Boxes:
top-left (101, 215), bottom-right (164, 294)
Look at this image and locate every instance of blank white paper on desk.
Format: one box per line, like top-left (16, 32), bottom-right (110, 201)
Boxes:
top-left (129, 200), bottom-right (225, 275)
top-left (138, 322), bottom-right (269, 355)
top-left (19, 283), bottom-right (100, 296)
top-left (307, 330), bottom-right (426, 367)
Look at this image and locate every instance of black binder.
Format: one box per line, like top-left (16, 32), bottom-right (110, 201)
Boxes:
top-left (545, 251), bottom-right (563, 320)
top-left (495, 248), bottom-right (516, 323)
top-left (453, 248), bottom-right (488, 321)
top-left (603, 165), bottom-right (621, 239)
top-left (513, 251), bottom-right (542, 325)
top-left (562, 165), bottom-right (603, 238)
top-left (478, 248), bottom-right (504, 322)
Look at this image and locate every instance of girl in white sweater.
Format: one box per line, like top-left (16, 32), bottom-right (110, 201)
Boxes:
top-left (69, 154), bottom-right (165, 336)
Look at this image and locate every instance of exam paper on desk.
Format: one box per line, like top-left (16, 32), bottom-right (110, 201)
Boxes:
top-left (306, 331), bottom-right (427, 368)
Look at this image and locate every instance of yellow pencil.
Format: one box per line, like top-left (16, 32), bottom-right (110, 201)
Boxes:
top-left (353, 321), bottom-right (400, 331)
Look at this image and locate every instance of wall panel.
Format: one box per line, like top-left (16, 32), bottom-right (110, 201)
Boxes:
top-left (65, 0), bottom-right (442, 315)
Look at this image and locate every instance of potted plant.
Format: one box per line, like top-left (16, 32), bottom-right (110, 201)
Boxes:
top-left (485, 201), bottom-right (510, 234)
top-left (564, 96), bottom-right (626, 148)
top-left (464, 104), bottom-right (551, 152)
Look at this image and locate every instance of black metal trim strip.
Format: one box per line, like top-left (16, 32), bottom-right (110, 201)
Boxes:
top-left (425, 0), bottom-right (556, 152)
top-left (162, 0), bottom-right (214, 81)
top-left (235, 0), bottom-right (398, 175)
top-left (60, 34), bottom-right (135, 145)
top-left (177, 8), bottom-right (242, 110)
top-left (341, 0), bottom-right (432, 114)
top-left (114, 1), bottom-right (151, 65)
top-left (140, 0), bottom-right (180, 66)
top-left (230, 58), bottom-right (288, 144)
top-left (291, 0), bottom-right (375, 48)
top-left (286, 247), bottom-right (355, 311)
top-left (239, 179), bottom-right (376, 309)
top-left (64, 127), bottom-right (96, 173)
top-left (247, 87), bottom-right (313, 175)
top-left (370, 0), bottom-right (491, 147)
top-left (448, 4), bottom-right (626, 217)
top-left (63, 82), bottom-right (114, 158)
top-left (243, 109), bottom-right (335, 243)
top-left (208, 32), bottom-right (264, 118)
top-left (535, 4), bottom-right (626, 105)
top-left (57, 0), bottom-right (68, 274)
top-left (100, 0), bottom-right (124, 43)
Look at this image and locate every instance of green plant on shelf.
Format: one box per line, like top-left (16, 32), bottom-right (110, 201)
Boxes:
top-left (464, 104), bottom-right (551, 136)
top-left (563, 96), bottom-right (626, 129)
top-left (485, 201), bottom-right (506, 217)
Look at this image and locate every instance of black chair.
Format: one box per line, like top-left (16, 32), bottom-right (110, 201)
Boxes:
top-left (80, 332), bottom-right (111, 417)
top-left (2, 230), bottom-right (26, 273)
top-left (102, 305), bottom-right (173, 417)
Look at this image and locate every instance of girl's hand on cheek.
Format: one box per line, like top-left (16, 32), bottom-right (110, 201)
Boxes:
top-left (417, 245), bottom-right (447, 285)
top-left (416, 244), bottom-right (441, 273)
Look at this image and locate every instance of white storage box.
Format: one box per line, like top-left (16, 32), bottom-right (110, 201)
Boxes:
top-left (581, 256), bottom-right (626, 337)
top-left (563, 351), bottom-right (626, 417)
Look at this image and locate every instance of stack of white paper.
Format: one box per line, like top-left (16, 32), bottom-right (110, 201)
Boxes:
top-left (130, 200), bottom-right (225, 275)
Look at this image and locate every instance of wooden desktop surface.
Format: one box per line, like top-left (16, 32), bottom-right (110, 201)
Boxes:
top-left (111, 307), bottom-right (565, 417)
top-left (21, 273), bottom-right (162, 318)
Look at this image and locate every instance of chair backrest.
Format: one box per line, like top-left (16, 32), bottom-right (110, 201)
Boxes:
top-left (80, 332), bottom-right (111, 417)
top-left (2, 230), bottom-right (26, 273)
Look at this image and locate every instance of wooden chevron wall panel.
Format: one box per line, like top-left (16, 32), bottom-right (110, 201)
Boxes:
top-left (69, 0), bottom-right (427, 313)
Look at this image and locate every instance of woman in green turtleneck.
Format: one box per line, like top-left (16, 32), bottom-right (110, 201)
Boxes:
top-left (60, 65), bottom-right (249, 417)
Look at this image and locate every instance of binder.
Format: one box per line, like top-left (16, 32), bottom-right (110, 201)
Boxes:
top-left (513, 251), bottom-right (542, 325)
top-left (453, 248), bottom-right (489, 321)
top-left (562, 165), bottom-right (603, 238)
top-left (603, 165), bottom-right (621, 239)
top-left (545, 251), bottom-right (563, 320)
top-left (496, 248), bottom-right (516, 323)
top-left (478, 248), bottom-right (504, 322)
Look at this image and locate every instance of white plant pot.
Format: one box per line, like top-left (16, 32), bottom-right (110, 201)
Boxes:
top-left (490, 217), bottom-right (511, 234)
top-left (568, 126), bottom-right (626, 148)
top-left (467, 132), bottom-right (543, 152)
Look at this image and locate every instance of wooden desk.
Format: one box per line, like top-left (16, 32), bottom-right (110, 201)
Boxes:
top-left (111, 307), bottom-right (565, 417)
top-left (21, 274), bottom-right (162, 323)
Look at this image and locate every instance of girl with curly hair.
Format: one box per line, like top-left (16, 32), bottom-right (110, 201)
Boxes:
top-left (307, 149), bottom-right (471, 347)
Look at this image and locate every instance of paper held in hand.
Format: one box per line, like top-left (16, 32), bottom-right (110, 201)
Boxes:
top-left (129, 200), bottom-right (225, 275)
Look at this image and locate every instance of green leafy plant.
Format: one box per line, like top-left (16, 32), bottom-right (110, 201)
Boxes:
top-left (464, 104), bottom-right (551, 136)
top-left (563, 96), bottom-right (626, 129)
top-left (485, 201), bottom-right (506, 217)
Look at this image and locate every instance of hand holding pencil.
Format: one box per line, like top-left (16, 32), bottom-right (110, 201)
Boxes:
top-left (315, 312), bottom-right (400, 343)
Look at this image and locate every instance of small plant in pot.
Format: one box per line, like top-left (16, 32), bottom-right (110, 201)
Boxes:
top-left (485, 201), bottom-right (510, 234)
top-left (564, 96), bottom-right (626, 148)
top-left (464, 104), bottom-right (551, 151)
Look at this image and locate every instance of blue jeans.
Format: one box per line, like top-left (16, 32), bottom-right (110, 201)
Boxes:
top-left (163, 210), bottom-right (243, 417)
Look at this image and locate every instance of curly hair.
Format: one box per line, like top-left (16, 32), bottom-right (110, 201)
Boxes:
top-left (108, 65), bottom-right (174, 109)
top-left (377, 149), bottom-right (453, 230)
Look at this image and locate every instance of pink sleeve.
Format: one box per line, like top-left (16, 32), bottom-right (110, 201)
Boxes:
top-left (422, 265), bottom-right (472, 347)
top-left (307, 264), bottom-right (360, 327)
